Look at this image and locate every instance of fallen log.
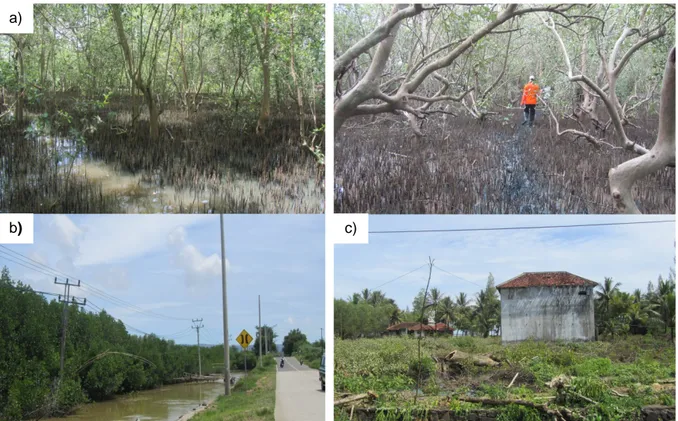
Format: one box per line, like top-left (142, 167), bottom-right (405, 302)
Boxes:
top-left (334, 391), bottom-right (378, 406)
top-left (443, 350), bottom-right (500, 370)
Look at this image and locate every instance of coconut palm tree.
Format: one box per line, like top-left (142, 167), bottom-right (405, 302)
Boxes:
top-left (438, 296), bottom-right (455, 330)
top-left (368, 290), bottom-right (386, 306)
top-left (596, 277), bottom-right (621, 325)
top-left (455, 292), bottom-right (471, 335)
top-left (428, 288), bottom-right (444, 323)
top-left (652, 276), bottom-right (676, 339)
top-left (389, 307), bottom-right (402, 326)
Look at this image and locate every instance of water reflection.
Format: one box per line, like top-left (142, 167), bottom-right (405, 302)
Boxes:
top-left (45, 381), bottom-right (223, 421)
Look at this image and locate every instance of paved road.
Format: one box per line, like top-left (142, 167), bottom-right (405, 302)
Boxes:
top-left (274, 357), bottom-right (324, 421)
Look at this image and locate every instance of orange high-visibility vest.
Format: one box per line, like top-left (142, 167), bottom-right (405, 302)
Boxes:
top-left (521, 82), bottom-right (540, 105)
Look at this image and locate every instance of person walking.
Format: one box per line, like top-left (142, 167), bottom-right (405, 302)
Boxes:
top-left (521, 75), bottom-right (540, 127)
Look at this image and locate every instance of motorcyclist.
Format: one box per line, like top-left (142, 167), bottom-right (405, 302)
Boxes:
top-left (280, 357), bottom-right (285, 368)
top-left (520, 75), bottom-right (540, 127)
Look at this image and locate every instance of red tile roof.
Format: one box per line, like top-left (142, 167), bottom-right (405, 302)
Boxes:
top-left (386, 322), bottom-right (453, 332)
top-left (496, 272), bottom-right (598, 289)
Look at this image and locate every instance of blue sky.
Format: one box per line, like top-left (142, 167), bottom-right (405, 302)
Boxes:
top-left (335, 215), bottom-right (675, 310)
top-left (2, 215), bottom-right (324, 346)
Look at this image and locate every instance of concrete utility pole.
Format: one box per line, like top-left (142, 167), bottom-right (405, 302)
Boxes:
top-left (55, 278), bottom-right (85, 382)
top-left (193, 318), bottom-right (204, 376)
top-left (220, 214), bottom-right (231, 395)
top-left (258, 295), bottom-right (262, 367)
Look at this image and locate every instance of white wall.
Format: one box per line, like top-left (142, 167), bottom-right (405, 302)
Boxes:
top-left (499, 285), bottom-right (595, 342)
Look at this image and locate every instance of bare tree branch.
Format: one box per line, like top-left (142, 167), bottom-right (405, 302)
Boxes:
top-left (334, 4), bottom-right (423, 80)
top-left (609, 47), bottom-right (676, 213)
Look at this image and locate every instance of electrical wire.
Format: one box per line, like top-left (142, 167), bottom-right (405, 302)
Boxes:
top-left (0, 251), bottom-right (68, 280)
top-left (0, 245), bottom-right (78, 280)
top-left (369, 219), bottom-right (675, 234)
top-left (434, 264), bottom-right (482, 287)
top-left (0, 246), bottom-right (191, 322)
top-left (370, 264), bottom-right (428, 291)
top-left (79, 282), bottom-right (191, 322)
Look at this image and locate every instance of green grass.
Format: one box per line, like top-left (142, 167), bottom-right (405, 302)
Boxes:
top-left (335, 335), bottom-right (675, 421)
top-left (191, 365), bottom-right (276, 421)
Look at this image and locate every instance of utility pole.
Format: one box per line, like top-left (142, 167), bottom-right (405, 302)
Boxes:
top-left (220, 214), bottom-right (231, 395)
top-left (55, 278), bottom-right (85, 382)
top-left (258, 295), bottom-right (262, 367)
top-left (193, 318), bottom-right (204, 377)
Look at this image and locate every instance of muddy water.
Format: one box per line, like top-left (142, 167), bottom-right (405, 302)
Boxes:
top-left (43, 136), bottom-right (322, 213)
top-left (45, 381), bottom-right (225, 421)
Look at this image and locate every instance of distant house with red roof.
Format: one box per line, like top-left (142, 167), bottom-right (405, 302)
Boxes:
top-left (386, 322), bottom-right (453, 337)
top-left (496, 272), bottom-right (598, 342)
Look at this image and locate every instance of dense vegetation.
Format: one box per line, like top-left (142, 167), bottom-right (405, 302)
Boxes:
top-left (334, 336), bottom-right (675, 420)
top-left (0, 4), bottom-right (324, 213)
top-left (335, 270), bottom-right (676, 340)
top-left (334, 4), bottom-right (675, 214)
top-left (0, 267), bottom-right (254, 420)
top-left (282, 328), bottom-right (326, 369)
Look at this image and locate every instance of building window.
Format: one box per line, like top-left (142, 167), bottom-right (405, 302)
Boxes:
top-left (578, 290), bottom-right (587, 296)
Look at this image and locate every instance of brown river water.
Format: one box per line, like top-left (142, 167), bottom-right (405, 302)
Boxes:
top-left (45, 381), bottom-right (226, 421)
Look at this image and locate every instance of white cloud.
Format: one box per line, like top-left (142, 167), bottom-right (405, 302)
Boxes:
top-left (74, 215), bottom-right (207, 266)
top-left (287, 316), bottom-right (294, 324)
top-left (92, 266), bottom-right (130, 290)
top-left (45, 215), bottom-right (84, 255)
top-left (168, 227), bottom-right (226, 288)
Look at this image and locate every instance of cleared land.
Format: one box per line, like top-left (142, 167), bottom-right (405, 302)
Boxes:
top-left (334, 336), bottom-right (675, 421)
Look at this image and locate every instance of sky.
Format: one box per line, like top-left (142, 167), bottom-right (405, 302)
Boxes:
top-left (1, 215), bottom-right (325, 346)
top-left (335, 215), bottom-right (675, 310)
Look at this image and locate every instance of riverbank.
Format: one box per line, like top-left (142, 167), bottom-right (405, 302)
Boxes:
top-left (190, 366), bottom-right (276, 421)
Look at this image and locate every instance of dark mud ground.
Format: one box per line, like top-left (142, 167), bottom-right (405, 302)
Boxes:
top-left (0, 95), bottom-right (325, 214)
top-left (334, 112), bottom-right (674, 214)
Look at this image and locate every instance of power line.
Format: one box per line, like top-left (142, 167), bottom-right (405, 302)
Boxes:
top-left (0, 245), bottom-right (78, 279)
top-left (86, 300), bottom-right (151, 337)
top-left (434, 264), bottom-right (482, 288)
top-left (370, 264), bottom-right (428, 291)
top-left (0, 283), bottom-right (61, 297)
top-left (0, 251), bottom-right (68, 280)
top-left (369, 219), bottom-right (675, 234)
top-left (79, 282), bottom-right (190, 322)
top-left (0, 246), bottom-right (190, 323)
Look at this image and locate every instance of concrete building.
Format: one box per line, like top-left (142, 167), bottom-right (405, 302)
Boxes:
top-left (496, 272), bottom-right (598, 342)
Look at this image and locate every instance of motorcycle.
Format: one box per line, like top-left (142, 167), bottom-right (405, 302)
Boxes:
top-left (280, 359), bottom-right (285, 368)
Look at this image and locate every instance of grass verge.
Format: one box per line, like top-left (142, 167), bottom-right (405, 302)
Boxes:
top-left (192, 365), bottom-right (276, 421)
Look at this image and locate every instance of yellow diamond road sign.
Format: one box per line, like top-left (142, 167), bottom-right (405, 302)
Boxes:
top-left (236, 329), bottom-right (253, 349)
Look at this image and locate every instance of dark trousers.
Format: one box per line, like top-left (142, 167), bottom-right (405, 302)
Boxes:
top-left (524, 104), bottom-right (536, 124)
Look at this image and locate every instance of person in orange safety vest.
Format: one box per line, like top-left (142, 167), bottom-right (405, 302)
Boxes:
top-left (521, 75), bottom-right (540, 127)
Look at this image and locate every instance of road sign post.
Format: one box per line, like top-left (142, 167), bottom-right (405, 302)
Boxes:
top-left (236, 329), bottom-right (253, 376)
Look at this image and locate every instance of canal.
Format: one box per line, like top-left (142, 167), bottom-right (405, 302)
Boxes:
top-left (45, 380), bottom-right (228, 421)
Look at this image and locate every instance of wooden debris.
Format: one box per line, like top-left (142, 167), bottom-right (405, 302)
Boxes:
top-left (610, 389), bottom-right (629, 398)
top-left (507, 372), bottom-right (519, 389)
top-left (334, 391), bottom-right (378, 406)
top-left (443, 350), bottom-right (500, 368)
